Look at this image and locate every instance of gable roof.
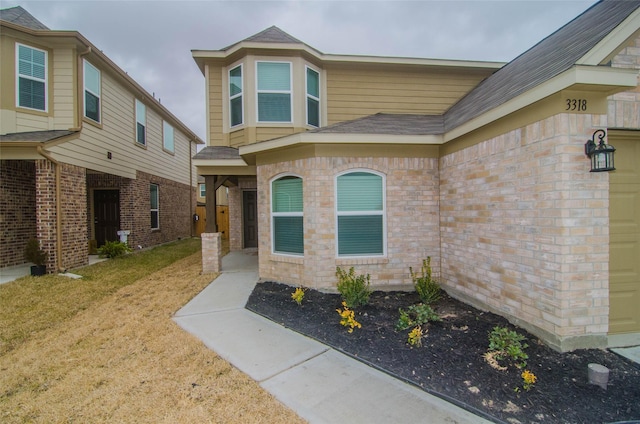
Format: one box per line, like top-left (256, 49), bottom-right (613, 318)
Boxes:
top-left (445, 0), bottom-right (640, 132)
top-left (0, 6), bottom-right (48, 30)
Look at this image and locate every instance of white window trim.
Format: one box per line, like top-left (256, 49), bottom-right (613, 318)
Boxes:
top-left (150, 183), bottom-right (159, 230)
top-left (15, 43), bottom-right (48, 112)
top-left (162, 120), bottom-right (174, 153)
top-left (256, 61), bottom-right (293, 124)
top-left (135, 99), bottom-right (146, 146)
top-left (199, 183), bottom-right (206, 198)
top-left (83, 59), bottom-right (101, 123)
top-left (305, 65), bottom-right (320, 128)
top-left (335, 169), bottom-right (387, 258)
top-left (271, 173), bottom-right (304, 257)
top-left (229, 64), bottom-right (244, 128)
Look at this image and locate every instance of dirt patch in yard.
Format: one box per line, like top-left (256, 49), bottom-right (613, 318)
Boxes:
top-left (247, 281), bottom-right (640, 424)
top-left (0, 254), bottom-right (304, 424)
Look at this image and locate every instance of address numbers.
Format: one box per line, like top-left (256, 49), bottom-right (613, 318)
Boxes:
top-left (566, 99), bottom-right (587, 111)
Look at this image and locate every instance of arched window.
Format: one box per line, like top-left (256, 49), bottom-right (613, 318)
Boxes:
top-left (272, 175), bottom-right (303, 255)
top-left (336, 170), bottom-right (385, 256)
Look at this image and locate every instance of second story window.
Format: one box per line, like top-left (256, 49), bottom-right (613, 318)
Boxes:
top-left (257, 61), bottom-right (291, 123)
top-left (83, 60), bottom-right (101, 123)
top-left (135, 99), bottom-right (146, 146)
top-left (16, 43), bottom-right (47, 111)
top-left (229, 65), bottom-right (243, 127)
top-left (306, 67), bottom-right (320, 127)
top-left (163, 121), bottom-right (174, 152)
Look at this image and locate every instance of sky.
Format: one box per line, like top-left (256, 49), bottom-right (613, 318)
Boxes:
top-left (3, 0), bottom-right (597, 142)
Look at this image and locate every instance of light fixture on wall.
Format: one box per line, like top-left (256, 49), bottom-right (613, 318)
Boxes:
top-left (584, 129), bottom-right (615, 172)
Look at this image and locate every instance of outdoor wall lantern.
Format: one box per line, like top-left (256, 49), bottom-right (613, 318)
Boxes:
top-left (584, 129), bottom-right (615, 172)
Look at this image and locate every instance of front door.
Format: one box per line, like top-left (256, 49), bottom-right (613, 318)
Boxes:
top-left (94, 189), bottom-right (120, 247)
top-left (609, 132), bottom-right (640, 334)
top-left (243, 190), bottom-right (258, 248)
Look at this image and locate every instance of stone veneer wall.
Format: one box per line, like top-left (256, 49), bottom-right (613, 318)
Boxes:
top-left (0, 161), bottom-right (36, 267)
top-left (257, 156), bottom-right (440, 290)
top-left (440, 113), bottom-right (610, 351)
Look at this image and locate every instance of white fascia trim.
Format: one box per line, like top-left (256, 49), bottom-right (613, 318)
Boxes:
top-left (577, 8), bottom-right (640, 65)
top-left (192, 44), bottom-right (504, 71)
top-left (193, 158), bottom-right (249, 167)
top-left (445, 65), bottom-right (638, 142)
top-left (239, 132), bottom-right (444, 155)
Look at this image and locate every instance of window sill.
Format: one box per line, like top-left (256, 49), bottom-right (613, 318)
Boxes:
top-left (336, 257), bottom-right (388, 266)
top-left (269, 254), bottom-right (304, 265)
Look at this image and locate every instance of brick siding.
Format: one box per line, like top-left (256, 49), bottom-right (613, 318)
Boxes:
top-left (0, 161), bottom-right (36, 267)
top-left (256, 156), bottom-right (440, 290)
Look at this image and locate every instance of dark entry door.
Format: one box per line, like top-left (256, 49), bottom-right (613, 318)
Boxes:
top-left (243, 190), bottom-right (258, 248)
top-left (94, 189), bottom-right (120, 247)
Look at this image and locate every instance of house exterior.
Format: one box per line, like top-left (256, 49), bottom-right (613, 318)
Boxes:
top-left (193, 0), bottom-right (640, 352)
top-left (0, 7), bottom-right (204, 273)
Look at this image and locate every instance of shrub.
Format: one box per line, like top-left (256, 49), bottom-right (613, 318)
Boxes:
top-left (24, 239), bottom-right (48, 266)
top-left (336, 267), bottom-right (371, 308)
top-left (336, 301), bottom-right (362, 333)
top-left (291, 287), bottom-right (305, 306)
top-left (407, 326), bottom-right (424, 347)
top-left (395, 303), bottom-right (441, 331)
top-left (410, 257), bottom-right (441, 304)
top-left (98, 241), bottom-right (132, 259)
top-left (487, 326), bottom-right (529, 368)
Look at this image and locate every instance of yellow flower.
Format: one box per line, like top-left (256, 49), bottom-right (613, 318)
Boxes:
top-left (521, 370), bottom-right (537, 390)
top-left (291, 287), bottom-right (305, 305)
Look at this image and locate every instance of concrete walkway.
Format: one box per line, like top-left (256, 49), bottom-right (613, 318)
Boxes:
top-left (174, 251), bottom-right (491, 424)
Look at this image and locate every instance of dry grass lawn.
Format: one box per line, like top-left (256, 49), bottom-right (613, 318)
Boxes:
top-left (0, 240), bottom-right (304, 423)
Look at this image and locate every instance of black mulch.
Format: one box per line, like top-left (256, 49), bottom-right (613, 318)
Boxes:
top-left (245, 281), bottom-right (640, 424)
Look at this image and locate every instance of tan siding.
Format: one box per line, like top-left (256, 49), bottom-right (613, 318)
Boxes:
top-left (52, 48), bottom-right (75, 130)
top-left (208, 63), bottom-right (224, 145)
top-left (256, 127), bottom-right (297, 142)
top-left (51, 67), bottom-right (194, 185)
top-left (229, 128), bottom-right (246, 147)
top-left (325, 66), bottom-right (490, 124)
top-left (16, 111), bottom-right (50, 132)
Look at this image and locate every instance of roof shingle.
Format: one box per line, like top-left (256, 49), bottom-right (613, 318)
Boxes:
top-left (0, 6), bottom-right (49, 30)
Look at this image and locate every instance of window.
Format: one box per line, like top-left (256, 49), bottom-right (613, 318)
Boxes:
top-left (16, 43), bottom-right (47, 111)
top-left (163, 121), bottom-right (174, 152)
top-left (83, 60), bottom-right (101, 123)
top-left (257, 61), bottom-right (291, 122)
top-left (229, 65), bottom-right (243, 127)
top-left (150, 184), bottom-right (159, 229)
top-left (306, 67), bottom-right (320, 127)
top-left (199, 183), bottom-right (205, 198)
top-left (336, 171), bottom-right (385, 256)
top-left (135, 99), bottom-right (146, 146)
top-left (272, 175), bottom-right (303, 255)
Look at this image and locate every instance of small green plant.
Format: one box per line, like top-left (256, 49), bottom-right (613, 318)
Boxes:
top-left (336, 301), bottom-right (362, 333)
top-left (336, 267), bottom-right (371, 308)
top-left (407, 326), bottom-right (423, 347)
top-left (487, 326), bottom-right (529, 369)
top-left (98, 240), bottom-right (132, 259)
top-left (291, 287), bottom-right (306, 306)
top-left (411, 257), bottom-right (441, 304)
top-left (395, 303), bottom-right (441, 331)
top-left (24, 238), bottom-right (48, 266)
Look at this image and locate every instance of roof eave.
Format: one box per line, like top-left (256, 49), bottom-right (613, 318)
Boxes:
top-left (444, 65), bottom-right (638, 142)
top-left (239, 132), bottom-right (444, 157)
top-left (577, 7), bottom-right (640, 65)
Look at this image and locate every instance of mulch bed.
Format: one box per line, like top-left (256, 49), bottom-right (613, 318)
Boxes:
top-left (246, 281), bottom-right (640, 424)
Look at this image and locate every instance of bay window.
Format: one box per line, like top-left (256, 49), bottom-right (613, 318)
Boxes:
top-left (257, 61), bottom-right (291, 122)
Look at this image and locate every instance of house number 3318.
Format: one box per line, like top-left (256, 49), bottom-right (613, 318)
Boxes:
top-left (566, 99), bottom-right (587, 111)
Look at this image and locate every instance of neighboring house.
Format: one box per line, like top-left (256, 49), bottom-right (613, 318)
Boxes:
top-left (193, 0), bottom-right (640, 352)
top-left (0, 7), bottom-right (204, 273)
